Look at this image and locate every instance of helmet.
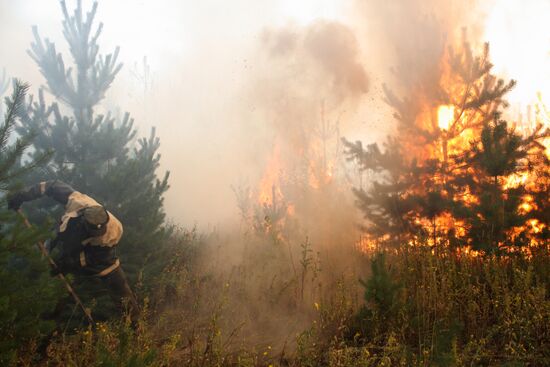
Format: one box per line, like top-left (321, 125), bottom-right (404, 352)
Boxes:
top-left (81, 205), bottom-right (110, 237)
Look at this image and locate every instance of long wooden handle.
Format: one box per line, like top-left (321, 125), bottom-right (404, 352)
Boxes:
top-left (18, 209), bottom-right (94, 326)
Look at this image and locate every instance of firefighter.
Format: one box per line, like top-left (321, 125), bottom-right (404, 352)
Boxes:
top-left (7, 180), bottom-right (139, 323)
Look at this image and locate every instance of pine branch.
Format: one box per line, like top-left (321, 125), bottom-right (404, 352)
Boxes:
top-left (1, 80), bottom-right (29, 149)
top-left (0, 80), bottom-right (51, 190)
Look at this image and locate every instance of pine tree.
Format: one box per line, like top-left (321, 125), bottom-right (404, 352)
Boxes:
top-left (451, 117), bottom-right (549, 253)
top-left (344, 35), bottom-right (548, 253)
top-left (16, 1), bottom-right (169, 286)
top-left (0, 81), bottom-right (62, 366)
top-left (348, 253), bottom-right (402, 343)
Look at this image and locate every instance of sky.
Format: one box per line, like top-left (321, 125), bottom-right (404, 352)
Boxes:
top-left (0, 0), bottom-right (548, 228)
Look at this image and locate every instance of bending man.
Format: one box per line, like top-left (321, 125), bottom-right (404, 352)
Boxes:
top-left (8, 180), bottom-right (139, 323)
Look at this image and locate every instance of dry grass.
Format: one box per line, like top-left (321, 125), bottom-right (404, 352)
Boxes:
top-left (15, 229), bottom-right (550, 366)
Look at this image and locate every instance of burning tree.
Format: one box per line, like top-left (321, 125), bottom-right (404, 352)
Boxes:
top-left (344, 36), bottom-right (549, 254)
top-left (451, 117), bottom-right (548, 252)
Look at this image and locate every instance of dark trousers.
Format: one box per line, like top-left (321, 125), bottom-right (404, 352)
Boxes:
top-left (100, 265), bottom-right (140, 323)
top-left (47, 263), bottom-right (139, 325)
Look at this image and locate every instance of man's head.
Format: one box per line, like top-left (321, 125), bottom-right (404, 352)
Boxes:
top-left (81, 205), bottom-right (109, 237)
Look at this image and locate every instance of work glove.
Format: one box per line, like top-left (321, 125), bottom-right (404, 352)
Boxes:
top-left (7, 192), bottom-right (25, 211)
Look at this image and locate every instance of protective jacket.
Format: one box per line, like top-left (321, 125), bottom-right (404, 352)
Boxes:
top-left (15, 180), bottom-right (123, 277)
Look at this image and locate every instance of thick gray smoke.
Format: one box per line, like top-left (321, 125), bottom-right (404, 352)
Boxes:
top-left (249, 20), bottom-right (368, 172)
top-left (354, 0), bottom-right (486, 96)
top-left (262, 21), bottom-right (368, 99)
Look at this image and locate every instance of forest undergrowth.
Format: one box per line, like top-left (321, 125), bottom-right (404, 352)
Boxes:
top-left (19, 228), bottom-right (548, 367)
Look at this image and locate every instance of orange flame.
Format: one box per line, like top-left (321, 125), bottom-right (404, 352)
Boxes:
top-left (258, 146), bottom-right (283, 205)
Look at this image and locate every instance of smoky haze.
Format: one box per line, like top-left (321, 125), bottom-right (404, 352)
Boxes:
top-left (2, 0), bottom-right (549, 354)
top-left (0, 0), bottom-right (548, 229)
top-left (0, 0), bottom-right (371, 229)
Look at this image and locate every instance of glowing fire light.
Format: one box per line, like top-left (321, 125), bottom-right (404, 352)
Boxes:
top-left (528, 219), bottom-right (545, 234)
top-left (504, 172), bottom-right (529, 190)
top-left (518, 195), bottom-right (535, 214)
top-left (258, 146), bottom-right (283, 205)
top-left (437, 105), bottom-right (455, 131)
